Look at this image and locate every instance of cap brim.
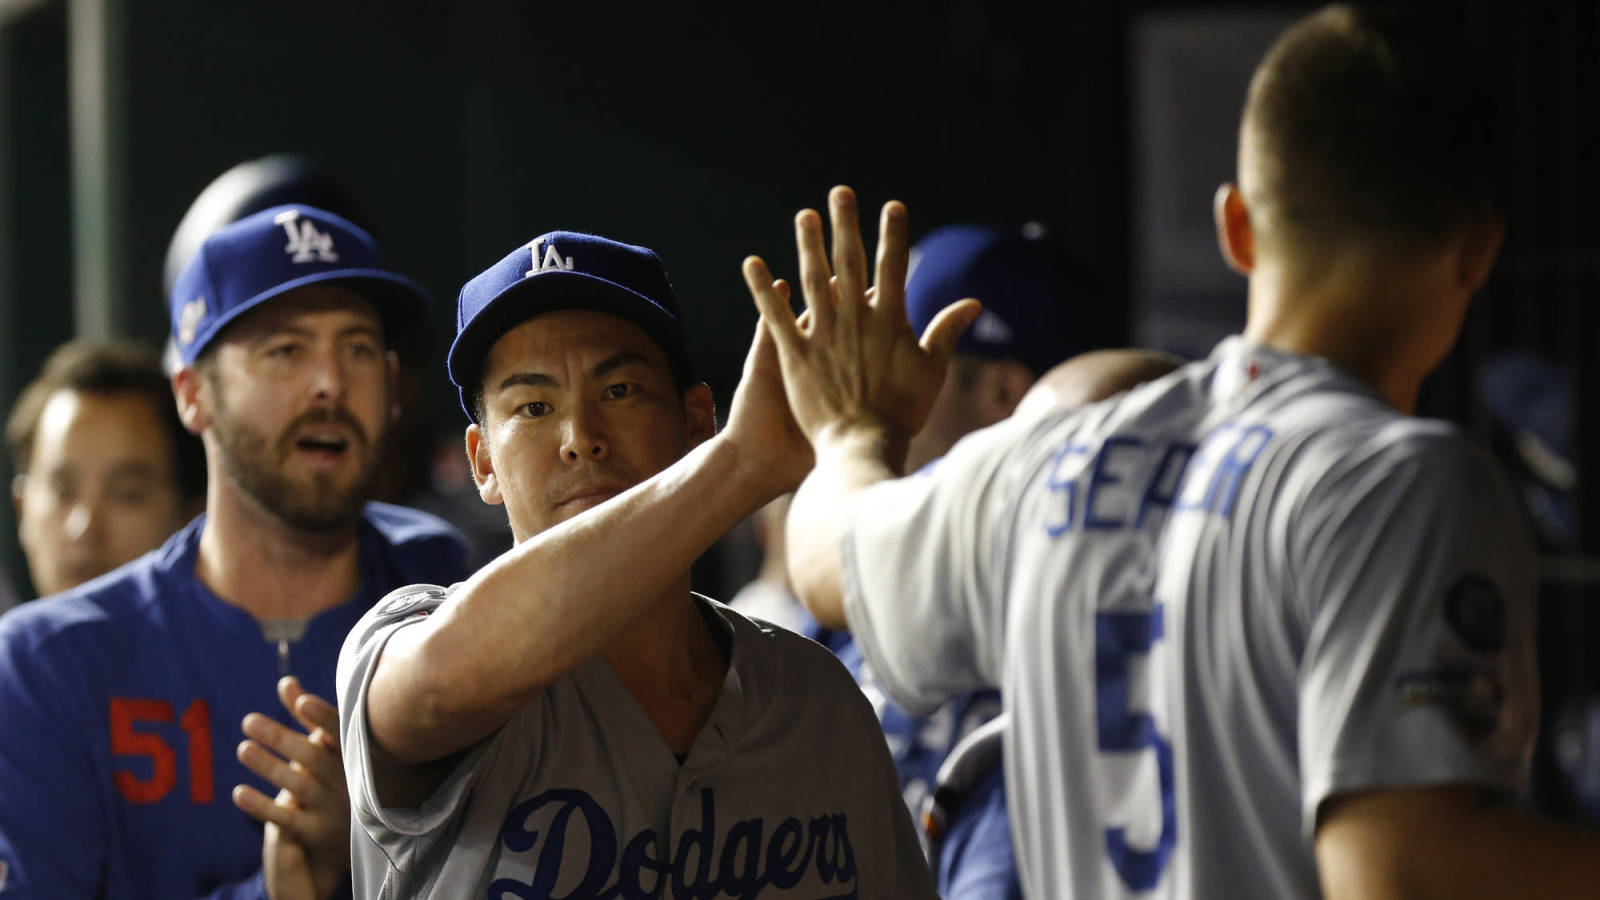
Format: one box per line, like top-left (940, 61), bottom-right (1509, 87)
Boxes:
top-left (188, 268), bottom-right (431, 363)
top-left (447, 270), bottom-right (688, 416)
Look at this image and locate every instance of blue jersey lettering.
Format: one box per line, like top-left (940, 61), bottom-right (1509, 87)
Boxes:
top-left (1136, 442), bottom-right (1198, 529)
top-left (492, 787), bottom-right (857, 900)
top-left (1084, 436), bottom-right (1146, 531)
top-left (1174, 422), bottom-right (1275, 519)
top-left (1046, 443), bottom-right (1093, 537)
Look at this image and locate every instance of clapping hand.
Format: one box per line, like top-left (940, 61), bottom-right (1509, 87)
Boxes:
top-left (232, 676), bottom-right (350, 900)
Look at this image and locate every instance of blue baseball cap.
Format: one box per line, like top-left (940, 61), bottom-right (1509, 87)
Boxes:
top-left (905, 224), bottom-right (1119, 376)
top-left (447, 231), bottom-right (692, 421)
top-left (169, 204), bottom-right (430, 365)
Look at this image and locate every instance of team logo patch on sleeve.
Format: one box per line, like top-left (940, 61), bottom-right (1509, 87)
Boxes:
top-left (1396, 665), bottom-right (1504, 735)
top-left (1444, 575), bottom-right (1507, 654)
top-left (376, 589), bottom-right (445, 619)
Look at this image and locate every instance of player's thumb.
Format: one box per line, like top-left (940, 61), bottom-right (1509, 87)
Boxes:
top-left (739, 315), bottom-right (771, 375)
top-left (920, 299), bottom-right (983, 364)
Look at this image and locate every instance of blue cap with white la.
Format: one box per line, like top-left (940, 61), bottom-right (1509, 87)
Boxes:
top-left (447, 230), bottom-right (692, 421)
top-left (169, 204), bottom-right (431, 365)
top-left (905, 224), bottom-right (1119, 376)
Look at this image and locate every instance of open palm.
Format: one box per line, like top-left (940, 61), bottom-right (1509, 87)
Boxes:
top-left (742, 186), bottom-right (981, 468)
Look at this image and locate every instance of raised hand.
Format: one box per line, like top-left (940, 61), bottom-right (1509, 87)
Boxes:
top-left (232, 677), bottom-right (350, 900)
top-left (742, 186), bottom-right (981, 470)
top-left (722, 305), bottom-right (816, 496)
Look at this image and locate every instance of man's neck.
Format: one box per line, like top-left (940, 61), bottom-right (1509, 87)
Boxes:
top-left (604, 583), bottom-right (729, 755)
top-left (1241, 244), bottom-right (1462, 415)
top-left (195, 483), bottom-right (363, 622)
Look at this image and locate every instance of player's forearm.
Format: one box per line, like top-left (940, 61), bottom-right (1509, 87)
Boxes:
top-left (789, 424), bottom-right (899, 630)
top-left (1457, 810), bottom-right (1600, 897)
top-left (1416, 809), bottom-right (1600, 899)
top-left (1318, 790), bottom-right (1600, 900)
top-left (370, 432), bottom-right (781, 762)
top-left (1325, 819), bottom-right (1600, 899)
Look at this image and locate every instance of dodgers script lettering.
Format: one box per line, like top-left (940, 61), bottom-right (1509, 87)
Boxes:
top-left (490, 788), bottom-right (859, 900)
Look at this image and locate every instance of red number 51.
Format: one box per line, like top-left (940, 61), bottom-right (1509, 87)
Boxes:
top-left (109, 698), bottom-right (213, 804)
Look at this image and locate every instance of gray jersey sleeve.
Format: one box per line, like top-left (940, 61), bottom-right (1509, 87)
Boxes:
top-left (841, 412), bottom-right (1041, 716)
top-left (336, 584), bottom-right (513, 883)
top-left (1295, 431), bottom-right (1538, 836)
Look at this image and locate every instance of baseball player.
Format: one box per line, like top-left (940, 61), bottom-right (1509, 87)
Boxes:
top-left (731, 227), bottom-right (1168, 899)
top-left (911, 347), bottom-right (1182, 899)
top-left (743, 7), bottom-right (1600, 896)
top-left (337, 231), bottom-right (935, 897)
top-left (0, 205), bottom-right (467, 899)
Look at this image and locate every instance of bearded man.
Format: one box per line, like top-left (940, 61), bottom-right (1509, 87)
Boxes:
top-left (0, 205), bottom-right (466, 899)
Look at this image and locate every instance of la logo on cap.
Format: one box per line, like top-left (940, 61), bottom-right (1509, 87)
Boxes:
top-left (178, 295), bottom-right (207, 345)
top-left (275, 209), bottom-right (338, 264)
top-left (525, 236), bottom-right (574, 277)
top-left (972, 310), bottom-right (1014, 343)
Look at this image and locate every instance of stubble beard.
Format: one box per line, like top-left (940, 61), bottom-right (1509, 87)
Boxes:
top-left (210, 396), bottom-right (383, 534)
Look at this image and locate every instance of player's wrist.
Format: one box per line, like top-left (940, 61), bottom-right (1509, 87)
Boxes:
top-left (812, 420), bottom-right (899, 469)
top-left (711, 429), bottom-right (804, 507)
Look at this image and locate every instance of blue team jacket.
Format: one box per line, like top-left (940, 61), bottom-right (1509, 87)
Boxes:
top-left (0, 503), bottom-right (466, 899)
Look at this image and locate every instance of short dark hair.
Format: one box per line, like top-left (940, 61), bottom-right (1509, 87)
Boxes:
top-left (1242, 4), bottom-right (1500, 242)
top-left (6, 340), bottom-right (206, 505)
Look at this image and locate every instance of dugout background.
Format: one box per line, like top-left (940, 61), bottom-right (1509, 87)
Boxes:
top-left (1, 0), bottom-right (1597, 818)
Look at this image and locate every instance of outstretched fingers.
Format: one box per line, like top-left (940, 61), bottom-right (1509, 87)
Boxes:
top-left (743, 257), bottom-right (804, 352)
top-left (233, 783), bottom-right (297, 824)
top-left (239, 712), bottom-right (343, 794)
top-left (828, 187), bottom-right (868, 354)
top-left (278, 676), bottom-right (338, 743)
top-left (872, 200), bottom-right (910, 325)
top-left (232, 784), bottom-right (326, 847)
top-left (794, 209), bottom-right (836, 336)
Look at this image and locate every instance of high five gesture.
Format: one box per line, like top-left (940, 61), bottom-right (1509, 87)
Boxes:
top-left (741, 186), bottom-right (981, 472)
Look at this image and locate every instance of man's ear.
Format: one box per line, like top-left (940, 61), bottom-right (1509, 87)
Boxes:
top-left (1455, 214), bottom-right (1506, 295)
top-left (1214, 183), bottom-right (1255, 276)
top-left (11, 473), bottom-right (25, 517)
top-left (683, 383), bottom-right (716, 446)
top-left (465, 423), bottom-right (503, 506)
top-left (172, 366), bottom-right (210, 435)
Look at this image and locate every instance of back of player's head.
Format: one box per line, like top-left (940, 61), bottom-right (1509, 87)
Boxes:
top-left (163, 155), bottom-right (369, 299)
top-left (6, 340), bottom-right (205, 506)
top-left (1241, 4), bottom-right (1500, 245)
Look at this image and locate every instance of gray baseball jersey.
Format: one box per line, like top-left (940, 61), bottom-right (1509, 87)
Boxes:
top-left (840, 336), bottom-right (1538, 899)
top-left (338, 589), bottom-right (935, 899)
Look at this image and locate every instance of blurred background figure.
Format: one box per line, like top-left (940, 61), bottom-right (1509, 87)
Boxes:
top-left (903, 224), bottom-right (1124, 472)
top-left (162, 155), bottom-right (369, 303)
top-left (734, 222), bottom-right (1130, 899)
top-left (6, 339), bottom-right (203, 599)
top-left (1475, 351), bottom-right (1600, 826)
top-left (1479, 351), bottom-right (1577, 552)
